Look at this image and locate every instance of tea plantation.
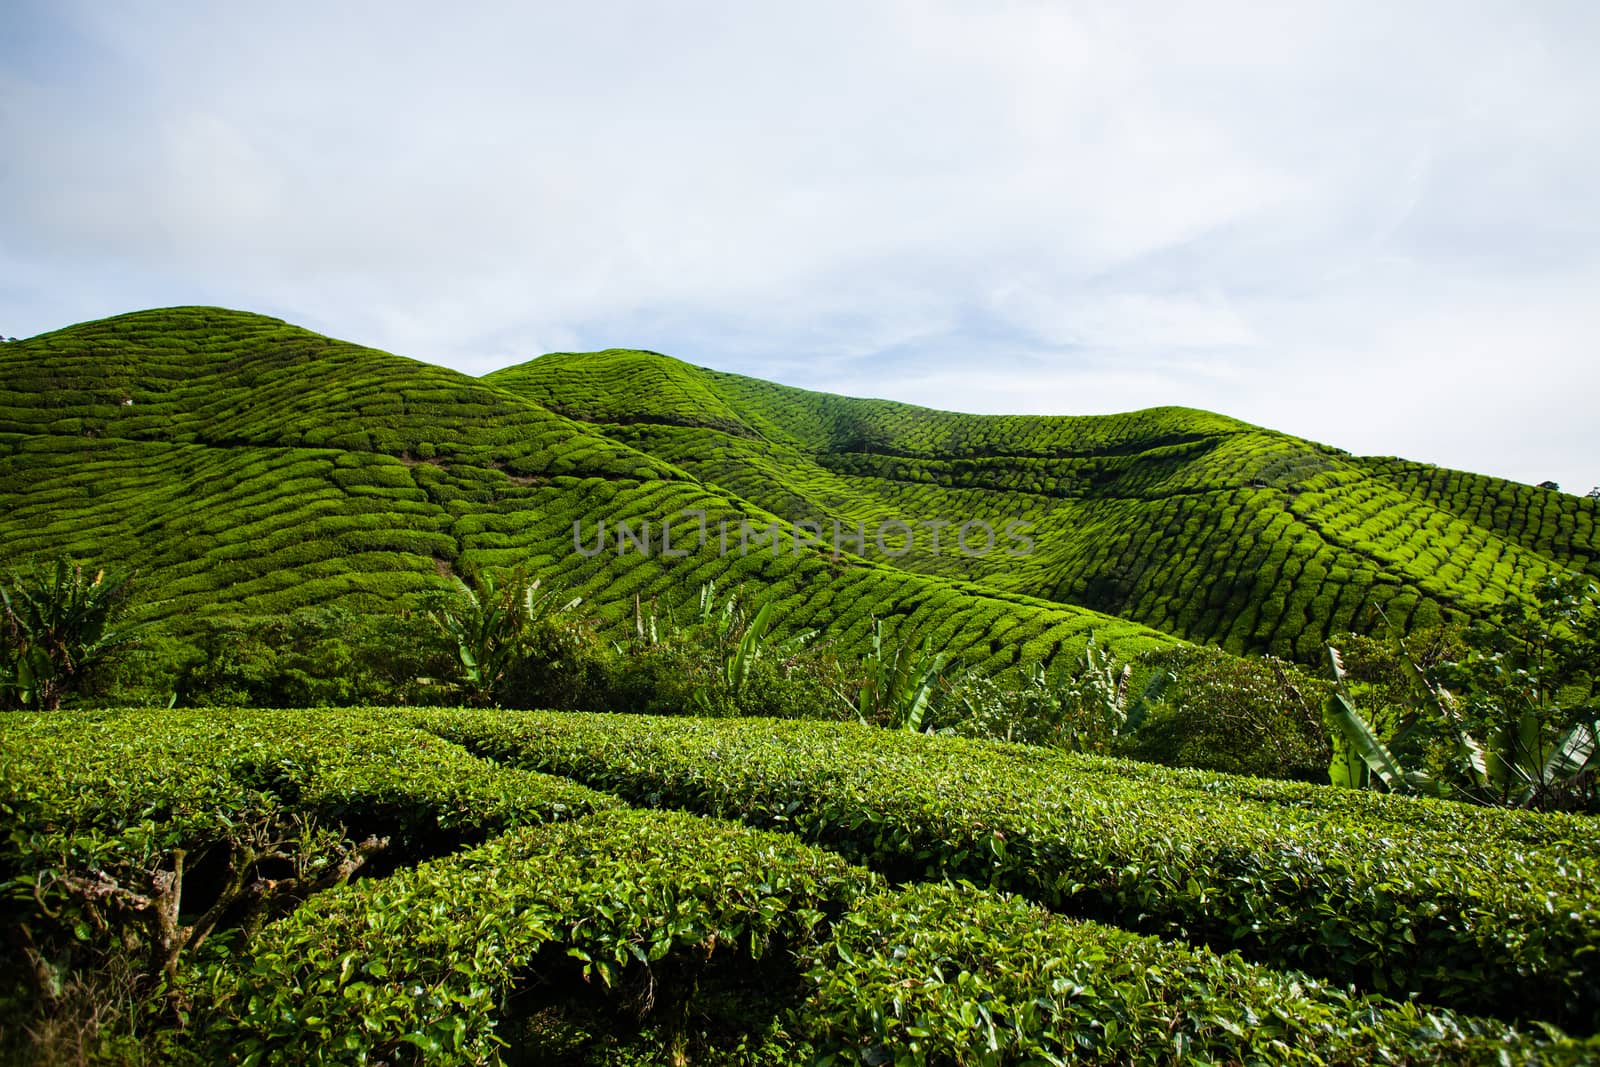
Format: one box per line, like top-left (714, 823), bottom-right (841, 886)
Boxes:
top-left (0, 308), bottom-right (1180, 674)
top-left (5, 307), bottom-right (1596, 670)
top-left (491, 348), bottom-right (1599, 661)
top-left (4, 308), bottom-right (1599, 1063)
top-left (4, 708), bottom-right (1598, 1063)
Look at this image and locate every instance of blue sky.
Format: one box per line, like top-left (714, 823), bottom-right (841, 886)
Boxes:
top-left (3, 1), bottom-right (1597, 492)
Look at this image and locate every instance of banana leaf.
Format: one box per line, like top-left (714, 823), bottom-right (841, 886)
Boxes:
top-left (1324, 647), bottom-right (1414, 793)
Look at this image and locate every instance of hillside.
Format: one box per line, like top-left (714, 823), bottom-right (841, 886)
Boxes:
top-left (2, 308), bottom-right (1594, 669)
top-left (493, 348), bottom-right (1600, 658)
top-left (0, 308), bottom-right (1174, 672)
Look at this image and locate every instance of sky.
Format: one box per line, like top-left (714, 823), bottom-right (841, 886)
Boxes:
top-left (3, 1), bottom-right (1597, 493)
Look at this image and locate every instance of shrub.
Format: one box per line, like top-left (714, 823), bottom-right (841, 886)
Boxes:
top-left (172, 608), bottom-right (449, 707)
top-left (0, 708), bottom-right (617, 1062)
top-left (195, 809), bottom-right (871, 1065)
top-left (498, 611), bottom-right (620, 712)
top-left (1119, 644), bottom-right (1329, 781)
top-left (419, 709), bottom-right (1600, 1030)
top-left (801, 882), bottom-right (1577, 1065)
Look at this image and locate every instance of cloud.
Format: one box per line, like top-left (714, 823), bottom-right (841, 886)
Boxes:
top-left (2, 0), bottom-right (1597, 492)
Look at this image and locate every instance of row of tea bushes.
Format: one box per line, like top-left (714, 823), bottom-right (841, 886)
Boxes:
top-left (194, 808), bottom-right (869, 1065)
top-left (0, 706), bottom-right (620, 1040)
top-left (803, 882), bottom-right (1588, 1066)
top-left (1358, 456), bottom-right (1599, 575)
top-left (500, 349), bottom-right (1592, 664)
top-left (1287, 472), bottom-right (1554, 610)
top-left (1074, 748), bottom-right (1594, 849)
top-left (9, 310), bottom-right (1588, 676)
top-left (499, 355), bottom-right (1561, 662)
top-left (418, 710), bottom-right (1600, 1030)
top-left (1, 708), bottom-right (616, 864)
top-left (191, 806), bottom-right (1582, 1066)
top-left (0, 307), bottom-right (647, 472)
top-left (2, 309), bottom-right (1175, 675)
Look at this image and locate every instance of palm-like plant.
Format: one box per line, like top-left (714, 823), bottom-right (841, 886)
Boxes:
top-left (694, 583), bottom-right (817, 713)
top-left (1323, 576), bottom-right (1599, 808)
top-left (428, 569), bottom-right (579, 706)
top-left (852, 618), bottom-right (948, 732)
top-left (1022, 634), bottom-right (1172, 753)
top-left (0, 559), bottom-right (137, 710)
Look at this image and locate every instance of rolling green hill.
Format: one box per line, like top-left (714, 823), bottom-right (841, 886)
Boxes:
top-left (1, 307), bottom-right (1593, 670)
top-left (0, 308), bottom-right (1174, 672)
top-left (493, 348), bottom-right (1599, 659)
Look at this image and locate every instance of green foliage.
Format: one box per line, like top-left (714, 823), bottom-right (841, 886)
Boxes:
top-left (683, 582), bottom-right (823, 714)
top-left (422, 709), bottom-right (1600, 1030)
top-left (1121, 644), bottom-right (1329, 780)
top-left (9, 301), bottom-right (1600, 1063)
top-left (496, 607), bottom-right (619, 713)
top-left (601, 584), bottom-right (848, 720)
top-left (1034, 633), bottom-right (1171, 753)
top-left (1359, 456), bottom-right (1600, 582)
top-left (940, 636), bottom-right (1172, 754)
top-left (170, 608), bottom-right (448, 707)
top-left (0, 559), bottom-right (137, 710)
top-left (1326, 575), bottom-right (1600, 810)
top-left (7, 706), bottom-right (1600, 1061)
top-left (0, 307), bottom-right (1178, 684)
top-left (497, 347), bottom-right (1600, 663)
top-left (802, 882), bottom-right (1571, 1065)
top-left (428, 569), bottom-right (582, 706)
top-left (1323, 644), bottom-right (1432, 793)
top-left (0, 708), bottom-right (616, 1062)
top-left (15, 307), bottom-right (1593, 687)
top-left (1441, 573), bottom-right (1600, 808)
top-left (850, 618), bottom-right (947, 731)
top-left (195, 809), bottom-right (869, 1065)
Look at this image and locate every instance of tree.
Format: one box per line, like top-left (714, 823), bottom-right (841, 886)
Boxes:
top-left (1, 560), bottom-right (137, 710)
top-left (1537, 480), bottom-right (1561, 491)
top-left (1121, 645), bottom-right (1325, 779)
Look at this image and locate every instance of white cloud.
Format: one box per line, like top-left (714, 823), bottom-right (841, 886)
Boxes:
top-left (1, 0), bottom-right (1597, 492)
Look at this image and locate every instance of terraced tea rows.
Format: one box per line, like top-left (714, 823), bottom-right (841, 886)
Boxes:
top-left (4, 308), bottom-right (1593, 670)
top-left (0, 308), bottom-right (1173, 671)
top-left (421, 708), bottom-right (1600, 1030)
top-left (1358, 456), bottom-right (1600, 575)
top-left (496, 348), bottom-right (1595, 659)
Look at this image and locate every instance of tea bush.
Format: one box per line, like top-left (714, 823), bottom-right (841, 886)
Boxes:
top-left (802, 882), bottom-right (1584, 1065)
top-left (420, 709), bottom-right (1600, 1030)
top-left (195, 808), bottom-right (872, 1065)
top-left (0, 708), bottom-right (617, 1061)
